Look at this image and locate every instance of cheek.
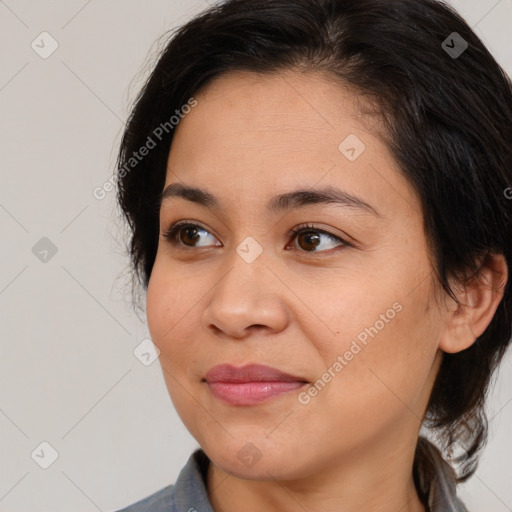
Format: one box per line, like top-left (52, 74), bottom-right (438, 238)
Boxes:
top-left (324, 285), bottom-right (441, 422)
top-left (146, 264), bottom-right (204, 411)
top-left (145, 266), bottom-right (171, 347)
top-left (146, 261), bottom-right (190, 353)
top-left (146, 259), bottom-right (208, 369)
top-left (304, 249), bottom-right (440, 392)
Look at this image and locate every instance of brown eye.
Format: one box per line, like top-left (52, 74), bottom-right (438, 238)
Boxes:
top-left (296, 231), bottom-right (321, 251)
top-left (179, 225), bottom-right (201, 246)
top-left (288, 224), bottom-right (347, 253)
top-left (162, 222), bottom-right (220, 248)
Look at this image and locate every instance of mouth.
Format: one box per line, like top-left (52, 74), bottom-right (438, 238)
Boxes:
top-left (203, 363), bottom-right (309, 406)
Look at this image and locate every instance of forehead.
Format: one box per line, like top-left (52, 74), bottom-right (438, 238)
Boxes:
top-left (182, 69), bottom-right (367, 147)
top-left (165, 69), bottom-right (418, 220)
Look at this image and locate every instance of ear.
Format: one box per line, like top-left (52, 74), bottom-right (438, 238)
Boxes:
top-left (439, 253), bottom-right (508, 354)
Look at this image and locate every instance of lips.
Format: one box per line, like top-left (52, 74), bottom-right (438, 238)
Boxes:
top-left (204, 363), bottom-right (308, 384)
top-left (203, 364), bottom-right (308, 406)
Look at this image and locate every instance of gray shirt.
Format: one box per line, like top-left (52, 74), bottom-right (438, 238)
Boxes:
top-left (115, 447), bottom-right (469, 512)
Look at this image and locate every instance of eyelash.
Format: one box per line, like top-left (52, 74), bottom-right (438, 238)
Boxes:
top-left (162, 221), bottom-right (349, 253)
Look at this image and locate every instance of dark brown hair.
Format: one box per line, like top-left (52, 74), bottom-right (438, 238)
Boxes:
top-left (115, 0), bottom-right (512, 494)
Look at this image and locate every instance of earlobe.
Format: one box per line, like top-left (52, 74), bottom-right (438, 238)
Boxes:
top-left (439, 253), bottom-right (508, 354)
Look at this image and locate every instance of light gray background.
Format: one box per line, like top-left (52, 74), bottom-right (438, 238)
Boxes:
top-left (1, 1), bottom-right (511, 511)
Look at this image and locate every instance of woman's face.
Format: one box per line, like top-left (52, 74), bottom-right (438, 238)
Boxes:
top-left (146, 70), bottom-right (446, 480)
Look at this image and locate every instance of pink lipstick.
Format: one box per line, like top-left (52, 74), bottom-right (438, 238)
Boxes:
top-left (204, 363), bottom-right (308, 405)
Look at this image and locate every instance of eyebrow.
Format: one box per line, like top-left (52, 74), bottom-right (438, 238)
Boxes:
top-left (160, 183), bottom-right (380, 217)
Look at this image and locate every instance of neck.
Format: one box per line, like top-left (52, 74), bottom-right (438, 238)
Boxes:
top-left (206, 433), bottom-right (427, 512)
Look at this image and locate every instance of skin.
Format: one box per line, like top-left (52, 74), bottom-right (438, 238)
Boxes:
top-left (145, 69), bottom-right (507, 512)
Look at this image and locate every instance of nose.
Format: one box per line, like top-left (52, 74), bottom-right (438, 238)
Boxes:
top-left (201, 249), bottom-right (290, 340)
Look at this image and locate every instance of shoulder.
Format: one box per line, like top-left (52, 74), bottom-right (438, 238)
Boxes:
top-left (113, 448), bottom-right (212, 512)
top-left (113, 484), bottom-right (175, 512)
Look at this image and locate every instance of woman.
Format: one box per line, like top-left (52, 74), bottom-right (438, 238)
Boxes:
top-left (114, 0), bottom-right (512, 510)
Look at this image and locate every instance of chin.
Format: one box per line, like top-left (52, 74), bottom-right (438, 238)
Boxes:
top-left (203, 437), bottom-right (311, 482)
